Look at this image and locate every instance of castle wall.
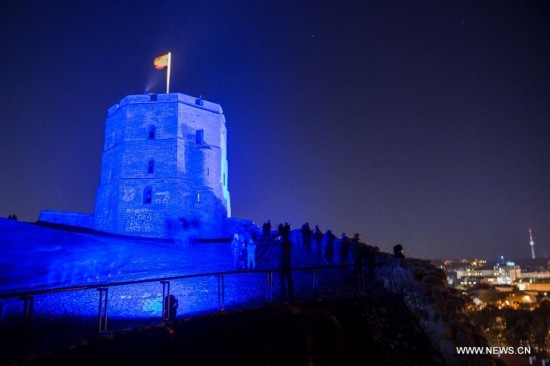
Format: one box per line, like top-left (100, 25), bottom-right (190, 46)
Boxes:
top-left (94, 93), bottom-right (231, 239)
top-left (38, 210), bottom-right (94, 229)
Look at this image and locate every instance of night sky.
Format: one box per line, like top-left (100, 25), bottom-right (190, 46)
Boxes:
top-left (1, 1), bottom-right (549, 260)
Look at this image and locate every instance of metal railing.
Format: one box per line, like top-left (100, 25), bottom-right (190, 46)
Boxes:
top-left (0, 264), bottom-right (377, 349)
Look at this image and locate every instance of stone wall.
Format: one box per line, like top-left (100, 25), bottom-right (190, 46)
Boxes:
top-left (94, 93), bottom-right (231, 239)
top-left (381, 255), bottom-right (493, 366)
top-left (38, 210), bottom-right (94, 229)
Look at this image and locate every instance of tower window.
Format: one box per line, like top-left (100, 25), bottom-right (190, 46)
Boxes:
top-left (148, 125), bottom-right (156, 139)
top-left (147, 159), bottom-right (155, 174)
top-left (195, 98), bottom-right (204, 106)
top-left (143, 187), bottom-right (152, 204)
top-left (196, 129), bottom-right (204, 144)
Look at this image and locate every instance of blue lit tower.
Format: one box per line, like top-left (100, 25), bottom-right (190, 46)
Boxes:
top-left (529, 227), bottom-right (535, 259)
top-left (93, 93), bottom-right (231, 239)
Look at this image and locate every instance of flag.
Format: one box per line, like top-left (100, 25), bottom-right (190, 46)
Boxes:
top-left (154, 53), bottom-right (170, 70)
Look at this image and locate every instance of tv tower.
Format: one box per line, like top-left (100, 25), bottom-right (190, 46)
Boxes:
top-left (529, 227), bottom-right (536, 259)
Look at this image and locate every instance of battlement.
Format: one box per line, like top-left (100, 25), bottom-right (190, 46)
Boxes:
top-left (107, 93), bottom-right (224, 116)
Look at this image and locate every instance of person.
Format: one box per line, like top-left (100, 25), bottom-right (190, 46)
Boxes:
top-left (278, 223), bottom-right (285, 237)
top-left (350, 233), bottom-right (377, 280)
top-left (365, 245), bottom-right (379, 281)
top-left (323, 230), bottom-right (335, 263)
top-left (175, 217), bottom-right (191, 249)
top-left (339, 233), bottom-right (351, 267)
top-left (301, 223), bottom-right (312, 250)
top-left (263, 220), bottom-right (272, 240)
top-left (238, 241), bottom-right (247, 270)
top-left (313, 225), bottom-right (323, 255)
top-left (231, 233), bottom-right (241, 270)
top-left (279, 234), bottom-right (294, 300)
top-left (163, 294), bottom-right (179, 321)
top-left (350, 233), bottom-right (363, 273)
top-left (393, 244), bottom-right (405, 259)
top-left (283, 222), bottom-right (291, 239)
top-left (247, 232), bottom-right (257, 270)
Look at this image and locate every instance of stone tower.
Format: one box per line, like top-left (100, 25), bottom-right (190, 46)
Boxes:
top-left (93, 93), bottom-right (231, 239)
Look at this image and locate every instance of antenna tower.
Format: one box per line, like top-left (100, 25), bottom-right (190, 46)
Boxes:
top-left (529, 227), bottom-right (536, 260)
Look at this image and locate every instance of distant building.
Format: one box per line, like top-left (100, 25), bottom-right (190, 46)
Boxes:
top-left (92, 93), bottom-right (231, 239)
top-left (493, 263), bottom-right (521, 285)
top-left (515, 280), bottom-right (550, 292)
top-left (453, 262), bottom-right (521, 287)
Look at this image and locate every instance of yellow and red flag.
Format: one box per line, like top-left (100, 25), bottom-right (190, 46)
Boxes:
top-left (153, 53), bottom-right (170, 70)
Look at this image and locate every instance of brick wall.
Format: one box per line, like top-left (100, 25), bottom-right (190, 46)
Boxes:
top-left (94, 93), bottom-right (231, 239)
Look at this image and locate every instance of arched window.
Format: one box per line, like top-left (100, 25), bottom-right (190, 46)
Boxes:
top-left (147, 159), bottom-right (155, 174)
top-left (148, 125), bottom-right (156, 139)
top-left (143, 187), bottom-right (152, 204)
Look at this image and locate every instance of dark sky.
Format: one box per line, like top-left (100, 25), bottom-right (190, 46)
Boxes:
top-left (1, 0), bottom-right (549, 260)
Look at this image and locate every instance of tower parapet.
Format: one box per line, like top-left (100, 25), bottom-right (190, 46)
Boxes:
top-left (93, 93), bottom-right (231, 239)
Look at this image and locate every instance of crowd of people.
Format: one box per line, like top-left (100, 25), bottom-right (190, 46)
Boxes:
top-left (231, 231), bottom-right (258, 271)
top-left (231, 220), bottom-right (407, 301)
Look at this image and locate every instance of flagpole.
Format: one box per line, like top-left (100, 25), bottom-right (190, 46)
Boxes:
top-left (166, 52), bottom-right (172, 94)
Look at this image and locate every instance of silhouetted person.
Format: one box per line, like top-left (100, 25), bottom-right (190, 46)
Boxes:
top-left (339, 233), bottom-right (350, 266)
top-left (231, 233), bottom-right (241, 270)
top-left (238, 241), bottom-right (247, 270)
top-left (164, 294), bottom-right (179, 321)
top-left (393, 244), bottom-right (405, 259)
top-left (365, 245), bottom-right (379, 281)
top-left (283, 222), bottom-right (291, 239)
top-left (278, 223), bottom-right (285, 237)
top-left (263, 220), bottom-right (272, 240)
top-left (350, 233), bottom-right (363, 272)
top-left (279, 235), bottom-right (293, 300)
top-left (323, 230), bottom-right (335, 263)
top-left (313, 225), bottom-right (323, 255)
top-left (247, 232), bottom-right (257, 270)
top-left (301, 222), bottom-right (312, 250)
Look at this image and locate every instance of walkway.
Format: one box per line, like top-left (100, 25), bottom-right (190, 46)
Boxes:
top-left (1, 225), bottom-right (446, 365)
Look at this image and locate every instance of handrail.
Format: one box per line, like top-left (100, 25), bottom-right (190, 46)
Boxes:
top-left (0, 263), bottom-right (378, 300)
top-left (0, 262), bottom-right (386, 354)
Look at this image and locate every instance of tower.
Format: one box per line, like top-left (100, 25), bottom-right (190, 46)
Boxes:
top-left (93, 93), bottom-right (231, 239)
top-left (529, 227), bottom-right (535, 260)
